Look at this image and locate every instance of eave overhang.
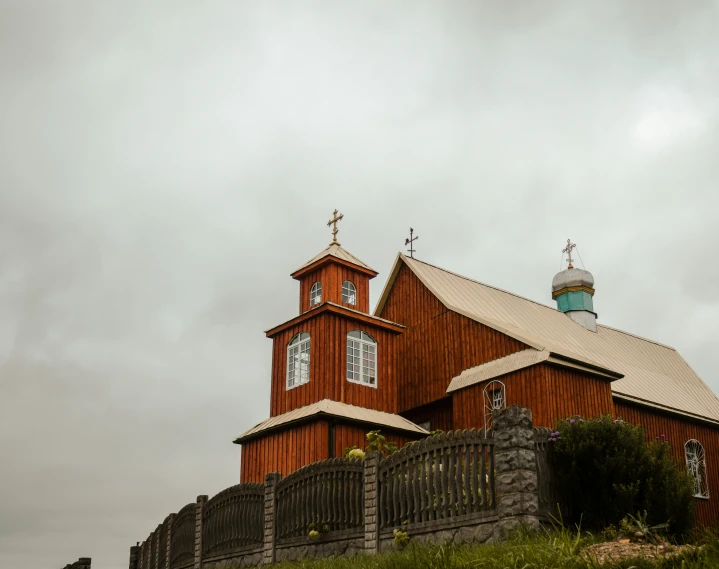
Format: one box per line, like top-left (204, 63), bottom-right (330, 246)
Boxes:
top-left (291, 256), bottom-right (378, 280)
top-left (613, 393), bottom-right (719, 428)
top-left (265, 301), bottom-right (405, 338)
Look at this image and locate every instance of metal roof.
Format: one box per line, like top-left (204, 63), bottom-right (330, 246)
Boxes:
top-left (234, 399), bottom-right (428, 443)
top-left (375, 254), bottom-right (719, 422)
top-left (447, 348), bottom-right (620, 393)
top-left (293, 244), bottom-right (376, 274)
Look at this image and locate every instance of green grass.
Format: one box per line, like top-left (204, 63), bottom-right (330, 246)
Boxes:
top-left (259, 527), bottom-right (719, 569)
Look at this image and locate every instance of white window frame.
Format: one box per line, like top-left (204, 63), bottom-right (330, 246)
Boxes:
top-left (286, 332), bottom-right (310, 390)
top-left (342, 280), bottom-right (357, 305)
top-left (685, 439), bottom-right (710, 499)
top-left (346, 330), bottom-right (377, 388)
top-left (309, 282), bottom-right (322, 306)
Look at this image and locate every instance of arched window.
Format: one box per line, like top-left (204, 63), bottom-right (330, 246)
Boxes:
top-left (342, 281), bottom-right (357, 305)
top-left (287, 332), bottom-right (310, 389)
top-left (346, 330), bottom-right (377, 387)
top-left (309, 282), bottom-right (322, 306)
top-left (685, 439), bottom-right (709, 498)
top-left (482, 380), bottom-right (506, 435)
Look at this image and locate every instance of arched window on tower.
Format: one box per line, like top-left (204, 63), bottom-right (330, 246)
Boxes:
top-left (342, 281), bottom-right (356, 305)
top-left (483, 380), bottom-right (506, 435)
top-left (685, 439), bottom-right (709, 499)
top-left (346, 330), bottom-right (377, 387)
top-left (309, 282), bottom-right (322, 306)
top-left (287, 332), bottom-right (310, 389)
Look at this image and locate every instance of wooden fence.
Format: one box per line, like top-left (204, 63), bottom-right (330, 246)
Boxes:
top-left (378, 429), bottom-right (495, 529)
top-left (275, 457), bottom-right (365, 541)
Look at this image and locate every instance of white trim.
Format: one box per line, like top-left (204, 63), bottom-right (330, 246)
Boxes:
top-left (309, 282), bottom-right (322, 306)
top-left (346, 330), bottom-right (378, 388)
top-left (342, 280), bottom-right (357, 305)
top-left (685, 439), bottom-right (710, 499)
top-left (286, 332), bottom-right (310, 390)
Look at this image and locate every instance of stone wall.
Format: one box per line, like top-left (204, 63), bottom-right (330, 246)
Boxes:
top-left (130, 406), bottom-right (547, 567)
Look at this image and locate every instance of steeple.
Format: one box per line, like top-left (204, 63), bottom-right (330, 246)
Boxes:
top-left (290, 212), bottom-right (378, 314)
top-left (552, 239), bottom-right (597, 332)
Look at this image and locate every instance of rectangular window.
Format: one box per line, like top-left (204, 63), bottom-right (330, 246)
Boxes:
top-left (347, 337), bottom-right (376, 387)
top-left (287, 340), bottom-right (310, 388)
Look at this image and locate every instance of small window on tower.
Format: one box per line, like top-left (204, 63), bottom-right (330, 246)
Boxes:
top-left (309, 282), bottom-right (322, 306)
top-left (342, 281), bottom-right (356, 305)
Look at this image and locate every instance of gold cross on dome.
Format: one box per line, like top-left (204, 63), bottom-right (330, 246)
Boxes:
top-left (562, 239), bottom-right (576, 269)
top-left (327, 209), bottom-right (344, 245)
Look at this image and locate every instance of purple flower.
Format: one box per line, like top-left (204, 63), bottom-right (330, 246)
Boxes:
top-left (570, 419), bottom-right (575, 424)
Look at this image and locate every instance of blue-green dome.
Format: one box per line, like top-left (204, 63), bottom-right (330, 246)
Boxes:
top-left (552, 267), bottom-right (595, 314)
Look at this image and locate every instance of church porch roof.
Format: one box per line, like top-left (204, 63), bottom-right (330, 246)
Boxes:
top-left (233, 399), bottom-right (429, 444)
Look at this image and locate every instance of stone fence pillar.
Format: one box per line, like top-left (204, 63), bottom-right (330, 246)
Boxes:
top-left (128, 545), bottom-right (140, 569)
top-left (493, 405), bottom-right (540, 539)
top-left (194, 495), bottom-right (208, 569)
top-left (263, 472), bottom-right (281, 565)
top-left (363, 451), bottom-right (381, 554)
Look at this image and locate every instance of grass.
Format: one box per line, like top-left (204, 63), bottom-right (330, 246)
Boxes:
top-left (256, 526), bottom-right (719, 569)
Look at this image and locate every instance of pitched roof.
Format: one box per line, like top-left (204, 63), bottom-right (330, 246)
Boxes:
top-left (234, 399), bottom-right (428, 443)
top-left (293, 244), bottom-right (376, 274)
top-left (447, 348), bottom-right (619, 393)
top-left (375, 254), bottom-right (719, 423)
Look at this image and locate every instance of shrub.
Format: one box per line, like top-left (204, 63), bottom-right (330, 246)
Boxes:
top-left (549, 415), bottom-right (695, 535)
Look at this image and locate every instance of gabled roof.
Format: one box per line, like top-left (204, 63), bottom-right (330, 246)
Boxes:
top-left (233, 399), bottom-right (428, 443)
top-left (292, 244), bottom-right (376, 276)
top-left (447, 348), bottom-right (619, 393)
top-left (375, 254), bottom-right (719, 423)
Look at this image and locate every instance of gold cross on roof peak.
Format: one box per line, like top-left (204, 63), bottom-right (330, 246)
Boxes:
top-left (327, 209), bottom-right (344, 245)
top-left (562, 239), bottom-right (576, 269)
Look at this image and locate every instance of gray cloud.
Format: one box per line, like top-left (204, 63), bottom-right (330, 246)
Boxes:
top-left (1, 2), bottom-right (718, 567)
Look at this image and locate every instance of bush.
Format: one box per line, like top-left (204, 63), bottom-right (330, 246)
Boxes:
top-left (549, 415), bottom-right (695, 535)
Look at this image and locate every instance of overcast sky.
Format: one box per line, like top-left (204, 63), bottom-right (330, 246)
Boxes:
top-left (1, 2), bottom-right (718, 567)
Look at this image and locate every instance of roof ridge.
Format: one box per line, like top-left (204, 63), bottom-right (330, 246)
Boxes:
top-left (407, 256), bottom-right (679, 352)
top-left (406, 256), bottom-right (561, 313)
top-left (596, 323), bottom-right (676, 351)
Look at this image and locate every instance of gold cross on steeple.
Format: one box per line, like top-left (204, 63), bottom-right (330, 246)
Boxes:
top-left (327, 209), bottom-right (344, 245)
top-left (562, 239), bottom-right (576, 269)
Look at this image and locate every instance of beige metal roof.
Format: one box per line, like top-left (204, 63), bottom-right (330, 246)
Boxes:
top-left (294, 244), bottom-right (376, 274)
top-left (447, 348), bottom-right (620, 393)
top-left (375, 254), bottom-right (719, 422)
top-left (234, 399), bottom-right (428, 443)
top-left (448, 349), bottom-right (550, 392)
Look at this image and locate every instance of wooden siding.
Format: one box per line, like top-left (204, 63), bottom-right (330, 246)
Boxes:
top-left (331, 422), bottom-right (416, 458)
top-left (269, 311), bottom-right (398, 416)
top-left (240, 421), bottom-right (329, 483)
top-left (400, 397), bottom-right (454, 433)
top-left (452, 363), bottom-right (614, 430)
top-left (615, 400), bottom-right (719, 527)
top-left (298, 263), bottom-right (371, 314)
top-left (240, 420), bottom-right (416, 483)
top-left (378, 264), bottom-right (527, 411)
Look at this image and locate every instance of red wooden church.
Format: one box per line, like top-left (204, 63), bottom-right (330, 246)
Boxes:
top-left (235, 213), bottom-right (719, 526)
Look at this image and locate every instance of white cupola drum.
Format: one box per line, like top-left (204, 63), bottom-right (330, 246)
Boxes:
top-left (552, 239), bottom-right (597, 332)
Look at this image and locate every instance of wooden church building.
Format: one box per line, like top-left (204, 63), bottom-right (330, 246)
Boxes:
top-left (235, 213), bottom-right (719, 526)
